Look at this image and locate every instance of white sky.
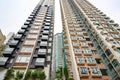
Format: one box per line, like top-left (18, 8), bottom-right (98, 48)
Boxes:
top-left (0, 0), bottom-right (120, 36)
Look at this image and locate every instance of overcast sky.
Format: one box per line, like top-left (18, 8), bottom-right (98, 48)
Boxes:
top-left (0, 0), bottom-right (120, 36)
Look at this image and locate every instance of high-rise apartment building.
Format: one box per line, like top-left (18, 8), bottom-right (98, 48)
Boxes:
top-left (0, 0), bottom-right (54, 79)
top-left (60, 0), bottom-right (120, 80)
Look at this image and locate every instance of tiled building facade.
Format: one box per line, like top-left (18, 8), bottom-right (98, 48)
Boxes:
top-left (60, 0), bottom-right (120, 79)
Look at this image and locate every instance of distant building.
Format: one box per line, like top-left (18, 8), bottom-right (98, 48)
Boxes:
top-left (4, 32), bottom-right (15, 45)
top-left (52, 33), bottom-right (66, 79)
top-left (0, 30), bottom-right (6, 53)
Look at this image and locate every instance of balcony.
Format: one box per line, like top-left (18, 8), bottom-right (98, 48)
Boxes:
top-left (45, 16), bottom-right (51, 20)
top-left (37, 48), bottom-right (46, 57)
top-left (44, 22), bottom-right (51, 26)
top-left (29, 29), bottom-right (39, 34)
top-left (79, 67), bottom-right (89, 78)
top-left (26, 34), bottom-right (38, 40)
top-left (83, 49), bottom-right (92, 56)
top-left (41, 35), bottom-right (49, 41)
top-left (15, 55), bottom-right (30, 64)
top-left (74, 48), bottom-right (82, 56)
top-left (31, 26), bottom-right (40, 30)
top-left (44, 26), bottom-right (50, 30)
top-left (86, 57), bottom-right (96, 66)
top-left (9, 40), bottom-right (19, 47)
top-left (13, 55), bottom-right (30, 69)
top-left (90, 67), bottom-right (102, 78)
top-left (76, 57), bottom-right (85, 66)
top-left (3, 47), bottom-right (14, 57)
top-left (23, 40), bottom-right (36, 46)
top-left (0, 57), bottom-right (8, 67)
top-left (24, 21), bottom-right (30, 25)
top-left (20, 46), bottom-right (33, 55)
top-left (105, 49), bottom-right (112, 57)
top-left (35, 58), bottom-right (45, 67)
top-left (18, 29), bottom-right (26, 34)
top-left (14, 34), bottom-right (23, 40)
top-left (42, 30), bottom-right (49, 35)
top-left (80, 42), bottom-right (88, 48)
top-left (40, 41), bottom-right (48, 48)
top-left (112, 59), bottom-right (120, 72)
top-left (21, 25), bottom-right (28, 29)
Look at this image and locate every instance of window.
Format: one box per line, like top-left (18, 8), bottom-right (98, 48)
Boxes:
top-left (77, 32), bottom-right (82, 35)
top-left (91, 67), bottom-right (101, 74)
top-left (48, 49), bottom-right (51, 53)
top-left (109, 40), bottom-right (116, 44)
top-left (70, 32), bottom-right (75, 35)
top-left (112, 34), bottom-right (120, 38)
top-left (83, 48), bottom-right (92, 54)
top-left (43, 30), bottom-right (49, 34)
top-left (38, 49), bottom-right (46, 53)
top-left (49, 43), bottom-right (52, 47)
top-left (71, 36), bottom-right (77, 40)
top-left (29, 30), bottom-right (39, 33)
top-left (103, 33), bottom-right (109, 37)
top-left (92, 50), bottom-right (97, 54)
top-left (75, 28), bottom-right (81, 31)
top-left (112, 59), bottom-right (120, 68)
top-left (74, 48), bottom-right (81, 53)
top-left (24, 40), bottom-right (36, 45)
top-left (80, 42), bottom-right (88, 46)
top-left (72, 42), bottom-right (79, 46)
top-left (40, 41), bottom-right (48, 46)
top-left (35, 58), bottom-right (45, 66)
top-left (27, 34), bottom-right (38, 39)
top-left (108, 63), bottom-right (113, 71)
top-left (116, 47), bottom-right (120, 53)
top-left (87, 57), bottom-right (96, 63)
top-left (80, 67), bottom-right (88, 74)
top-left (96, 35), bottom-right (99, 40)
top-left (100, 41), bottom-right (104, 47)
top-left (16, 56), bottom-right (30, 63)
top-left (20, 47), bottom-right (33, 53)
top-left (15, 34), bottom-right (22, 38)
top-left (78, 36), bottom-right (84, 40)
top-left (4, 47), bottom-right (14, 52)
top-left (69, 28), bottom-right (74, 30)
top-left (92, 29), bottom-right (95, 34)
top-left (105, 49), bottom-right (112, 56)
top-left (31, 26), bottom-right (39, 29)
top-left (102, 54), bottom-right (109, 63)
top-left (77, 57), bottom-right (85, 63)
top-left (42, 35), bottom-right (48, 40)
top-left (107, 28), bottom-right (114, 32)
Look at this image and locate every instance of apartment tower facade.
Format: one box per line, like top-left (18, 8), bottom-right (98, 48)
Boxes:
top-left (0, 0), bottom-right (54, 79)
top-left (60, 0), bottom-right (120, 80)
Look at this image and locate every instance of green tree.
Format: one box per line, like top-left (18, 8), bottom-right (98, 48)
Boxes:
top-left (64, 66), bottom-right (69, 80)
top-left (56, 67), bottom-right (63, 79)
top-left (31, 70), bottom-right (38, 80)
top-left (24, 70), bottom-right (32, 80)
top-left (67, 78), bottom-right (74, 80)
top-left (15, 71), bottom-right (23, 79)
top-left (4, 68), bottom-right (14, 80)
top-left (38, 70), bottom-right (46, 80)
